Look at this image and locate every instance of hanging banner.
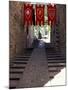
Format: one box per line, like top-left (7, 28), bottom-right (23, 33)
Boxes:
top-left (36, 5), bottom-right (44, 25)
top-left (47, 4), bottom-right (56, 25)
top-left (24, 4), bottom-right (33, 25)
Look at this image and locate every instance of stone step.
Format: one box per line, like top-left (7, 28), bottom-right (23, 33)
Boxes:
top-left (23, 53), bottom-right (32, 56)
top-left (48, 66), bottom-right (64, 71)
top-left (48, 60), bottom-right (65, 63)
top-left (48, 64), bottom-right (65, 68)
top-left (49, 76), bottom-right (54, 79)
top-left (10, 68), bottom-right (24, 73)
top-left (16, 56), bottom-right (30, 58)
top-left (48, 69), bottom-right (60, 79)
top-left (47, 56), bottom-right (63, 59)
top-left (10, 62), bottom-right (27, 66)
top-left (10, 60), bottom-right (29, 66)
top-left (48, 69), bottom-right (60, 72)
top-left (49, 73), bottom-right (59, 80)
top-left (48, 63), bottom-right (65, 66)
top-left (11, 64), bottom-right (27, 67)
top-left (12, 61), bottom-right (28, 64)
top-left (47, 54), bottom-right (62, 56)
top-left (25, 51), bottom-right (32, 53)
top-left (10, 66), bottom-right (25, 69)
top-left (10, 73), bottom-right (21, 79)
top-left (46, 50), bottom-right (55, 52)
top-left (15, 58), bottom-right (29, 60)
top-left (46, 50), bottom-right (59, 52)
top-left (10, 71), bottom-right (23, 74)
top-left (10, 77), bottom-right (20, 81)
top-left (47, 57), bottom-right (65, 60)
top-left (48, 57), bottom-right (65, 60)
top-left (15, 59), bottom-right (29, 61)
top-left (9, 80), bottom-right (18, 89)
top-left (48, 67), bottom-right (59, 71)
top-left (46, 52), bottom-right (60, 53)
top-left (11, 60), bottom-right (28, 63)
top-left (47, 53), bottom-right (60, 55)
top-left (49, 71), bottom-right (60, 76)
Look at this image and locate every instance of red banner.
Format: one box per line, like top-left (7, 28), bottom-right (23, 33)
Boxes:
top-left (36, 5), bottom-right (44, 25)
top-left (24, 4), bottom-right (33, 25)
top-left (47, 4), bottom-right (56, 25)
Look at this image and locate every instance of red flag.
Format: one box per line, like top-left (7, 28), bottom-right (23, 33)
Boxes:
top-left (24, 4), bottom-right (33, 25)
top-left (47, 4), bottom-right (56, 25)
top-left (36, 5), bottom-right (44, 25)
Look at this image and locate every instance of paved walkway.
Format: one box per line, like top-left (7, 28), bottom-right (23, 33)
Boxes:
top-left (18, 46), bottom-right (49, 88)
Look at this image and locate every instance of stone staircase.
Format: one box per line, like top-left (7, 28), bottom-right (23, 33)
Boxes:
top-left (9, 48), bottom-right (33, 89)
top-left (9, 47), bottom-right (66, 88)
top-left (46, 48), bottom-right (66, 80)
top-left (55, 26), bottom-right (60, 51)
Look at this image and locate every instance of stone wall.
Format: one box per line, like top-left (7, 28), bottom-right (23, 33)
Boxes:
top-left (9, 1), bottom-right (26, 60)
top-left (48, 4), bottom-right (66, 56)
top-left (47, 4), bottom-right (66, 56)
top-left (56, 4), bottom-right (66, 56)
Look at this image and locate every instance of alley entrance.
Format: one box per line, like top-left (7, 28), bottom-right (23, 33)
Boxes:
top-left (9, 2), bottom-right (66, 89)
top-left (26, 5), bottom-right (51, 48)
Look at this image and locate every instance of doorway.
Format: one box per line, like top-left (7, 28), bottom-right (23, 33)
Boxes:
top-left (26, 5), bottom-right (51, 48)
